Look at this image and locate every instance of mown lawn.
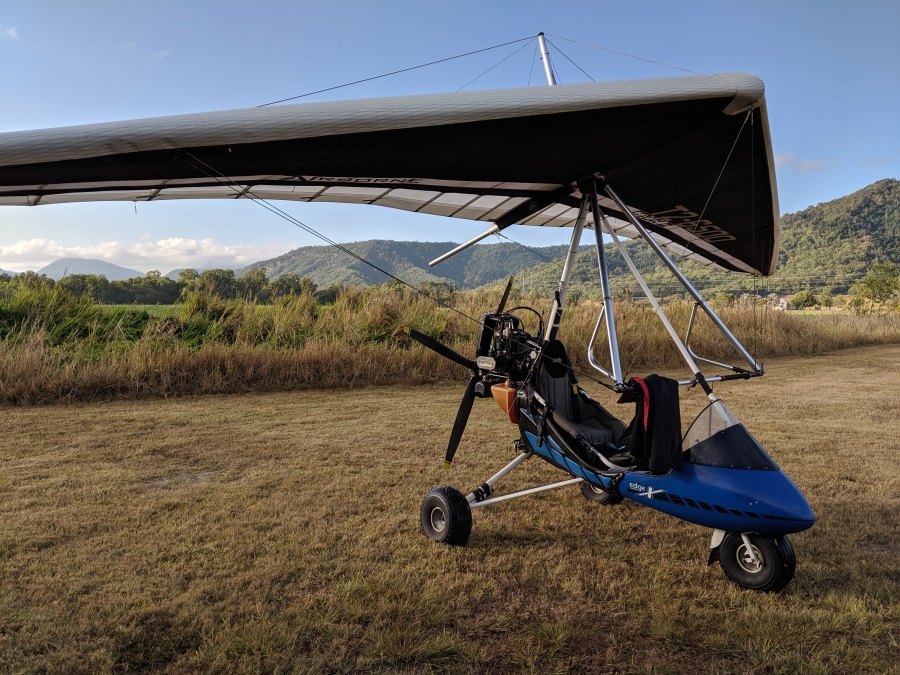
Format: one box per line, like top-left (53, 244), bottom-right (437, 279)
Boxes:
top-left (1, 345), bottom-right (898, 673)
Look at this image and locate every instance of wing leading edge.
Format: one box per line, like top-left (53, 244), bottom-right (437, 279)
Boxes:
top-left (0, 72), bottom-right (779, 275)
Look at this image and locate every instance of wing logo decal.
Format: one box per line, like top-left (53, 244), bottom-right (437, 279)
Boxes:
top-left (650, 205), bottom-right (737, 244)
top-left (302, 176), bottom-right (423, 184)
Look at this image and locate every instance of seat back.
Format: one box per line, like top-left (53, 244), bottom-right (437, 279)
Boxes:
top-left (534, 340), bottom-right (579, 421)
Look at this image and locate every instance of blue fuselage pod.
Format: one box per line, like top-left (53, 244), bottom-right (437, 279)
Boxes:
top-left (615, 462), bottom-right (815, 535)
top-left (523, 430), bottom-right (815, 536)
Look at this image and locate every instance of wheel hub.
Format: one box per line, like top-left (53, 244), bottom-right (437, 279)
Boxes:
top-left (736, 543), bottom-right (764, 573)
top-left (429, 507), bottom-right (446, 533)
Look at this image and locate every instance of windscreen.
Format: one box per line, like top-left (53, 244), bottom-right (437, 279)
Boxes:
top-left (683, 400), bottom-right (778, 471)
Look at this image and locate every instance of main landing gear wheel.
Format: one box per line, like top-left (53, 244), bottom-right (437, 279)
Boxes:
top-left (420, 486), bottom-right (472, 546)
top-left (719, 533), bottom-right (796, 592)
top-left (580, 481), bottom-right (622, 505)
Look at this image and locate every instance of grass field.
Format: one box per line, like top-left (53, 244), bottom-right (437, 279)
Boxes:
top-left (2, 284), bottom-right (899, 403)
top-left (1, 346), bottom-right (898, 673)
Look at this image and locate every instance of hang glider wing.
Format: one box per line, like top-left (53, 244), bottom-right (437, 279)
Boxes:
top-left (0, 72), bottom-right (779, 275)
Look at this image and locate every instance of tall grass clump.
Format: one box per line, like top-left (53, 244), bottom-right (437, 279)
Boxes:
top-left (0, 281), bottom-right (897, 404)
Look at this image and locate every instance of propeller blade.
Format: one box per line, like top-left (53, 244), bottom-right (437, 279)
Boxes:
top-left (401, 327), bottom-right (476, 371)
top-left (496, 276), bottom-right (514, 313)
top-left (445, 375), bottom-right (479, 468)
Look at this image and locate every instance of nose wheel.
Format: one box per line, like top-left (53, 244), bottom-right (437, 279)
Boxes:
top-left (717, 532), bottom-right (796, 592)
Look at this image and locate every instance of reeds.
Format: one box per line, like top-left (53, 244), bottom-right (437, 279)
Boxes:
top-left (1, 284), bottom-right (897, 403)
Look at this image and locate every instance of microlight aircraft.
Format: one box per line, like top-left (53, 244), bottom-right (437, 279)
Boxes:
top-left (0, 58), bottom-right (814, 591)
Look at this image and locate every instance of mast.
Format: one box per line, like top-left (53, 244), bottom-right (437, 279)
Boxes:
top-left (537, 32), bottom-right (557, 86)
top-left (539, 32), bottom-right (585, 342)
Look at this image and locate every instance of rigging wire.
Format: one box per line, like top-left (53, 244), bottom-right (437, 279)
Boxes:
top-left (176, 152), bottom-right (621, 390)
top-left (751, 111), bottom-right (761, 366)
top-left (547, 52), bottom-right (562, 84)
top-left (526, 41), bottom-right (539, 86)
top-left (494, 231), bottom-right (558, 264)
top-left (546, 34), bottom-right (704, 75)
top-left (178, 151), bottom-right (483, 324)
top-left (455, 39), bottom-right (535, 92)
top-left (227, 34), bottom-right (771, 388)
top-left (257, 35), bottom-right (538, 107)
top-left (676, 109), bottom-right (753, 268)
top-left (544, 37), bottom-right (596, 82)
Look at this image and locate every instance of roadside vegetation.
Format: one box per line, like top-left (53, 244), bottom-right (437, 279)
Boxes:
top-left (1, 347), bottom-right (897, 673)
top-left (0, 273), bottom-right (898, 404)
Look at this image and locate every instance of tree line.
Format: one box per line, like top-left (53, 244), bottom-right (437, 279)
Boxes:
top-left (0, 268), bottom-right (338, 305)
top-left (1, 261), bottom-right (896, 311)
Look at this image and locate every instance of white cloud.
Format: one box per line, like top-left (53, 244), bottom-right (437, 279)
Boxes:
top-left (774, 154), bottom-right (795, 169)
top-left (796, 159), bottom-right (836, 172)
top-left (0, 237), bottom-right (297, 274)
top-left (864, 152), bottom-right (900, 167)
top-left (1, 24), bottom-right (19, 39)
top-left (146, 50), bottom-right (171, 62)
top-left (775, 154), bottom-right (837, 172)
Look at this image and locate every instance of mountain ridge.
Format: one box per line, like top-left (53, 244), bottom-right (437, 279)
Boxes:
top-left (9, 179), bottom-right (897, 294)
top-left (36, 258), bottom-right (144, 281)
top-left (243, 178), bottom-right (898, 294)
top-left (242, 240), bottom-right (576, 289)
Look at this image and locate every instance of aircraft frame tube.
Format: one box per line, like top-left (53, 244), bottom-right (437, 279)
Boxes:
top-left (466, 449), bottom-right (534, 504)
top-left (429, 223), bottom-right (500, 266)
top-left (601, 181), bottom-right (761, 372)
top-left (544, 194), bottom-right (588, 341)
top-left (684, 303), bottom-right (745, 372)
top-left (589, 180), bottom-right (624, 387)
top-left (468, 478), bottom-right (584, 509)
top-left (587, 306), bottom-right (616, 381)
top-left (598, 211), bottom-right (709, 385)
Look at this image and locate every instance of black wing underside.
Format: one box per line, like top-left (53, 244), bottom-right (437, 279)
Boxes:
top-left (0, 73), bottom-right (780, 275)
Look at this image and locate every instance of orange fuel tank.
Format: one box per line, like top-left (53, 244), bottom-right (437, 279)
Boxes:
top-left (491, 381), bottom-right (519, 424)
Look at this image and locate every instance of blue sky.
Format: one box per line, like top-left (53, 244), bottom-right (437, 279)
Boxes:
top-left (1, 0), bottom-right (898, 273)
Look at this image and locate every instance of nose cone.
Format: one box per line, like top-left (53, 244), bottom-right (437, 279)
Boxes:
top-left (751, 470), bottom-right (815, 533)
top-left (673, 463), bottom-right (816, 535)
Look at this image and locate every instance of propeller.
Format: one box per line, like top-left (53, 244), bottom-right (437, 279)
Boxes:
top-left (401, 326), bottom-right (478, 467)
top-left (400, 327), bottom-right (475, 371)
top-left (401, 276), bottom-right (514, 467)
top-left (496, 275), bottom-right (514, 313)
top-left (445, 375), bottom-right (479, 468)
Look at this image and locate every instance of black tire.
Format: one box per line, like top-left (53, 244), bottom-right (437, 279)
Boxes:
top-left (719, 533), bottom-right (796, 592)
top-left (580, 481), bottom-right (622, 505)
top-left (420, 486), bottom-right (472, 546)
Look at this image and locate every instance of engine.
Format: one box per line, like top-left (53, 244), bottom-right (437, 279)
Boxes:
top-left (472, 310), bottom-right (543, 392)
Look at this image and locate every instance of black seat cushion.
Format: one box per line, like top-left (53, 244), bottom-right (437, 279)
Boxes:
top-left (535, 340), bottom-right (626, 449)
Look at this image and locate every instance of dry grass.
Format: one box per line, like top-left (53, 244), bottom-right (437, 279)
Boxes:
top-left (1, 287), bottom-right (899, 404)
top-left (1, 345), bottom-right (898, 673)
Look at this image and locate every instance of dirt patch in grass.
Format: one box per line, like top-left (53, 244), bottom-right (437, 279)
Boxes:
top-left (1, 345), bottom-right (898, 673)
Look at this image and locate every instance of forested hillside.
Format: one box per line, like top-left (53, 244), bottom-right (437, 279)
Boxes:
top-left (242, 179), bottom-right (897, 296)
top-left (243, 240), bottom-right (574, 289)
top-left (775, 178), bottom-right (898, 291)
top-left (8, 179), bottom-right (893, 302)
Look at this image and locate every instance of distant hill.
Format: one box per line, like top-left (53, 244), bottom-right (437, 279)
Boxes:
top-left (239, 179), bottom-right (898, 296)
top-left (26, 179), bottom-right (895, 294)
top-left (37, 258), bottom-right (144, 281)
top-left (242, 240), bottom-right (576, 289)
top-left (776, 178), bottom-right (898, 290)
top-left (494, 178), bottom-right (900, 296)
top-left (0, 268), bottom-right (16, 276)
